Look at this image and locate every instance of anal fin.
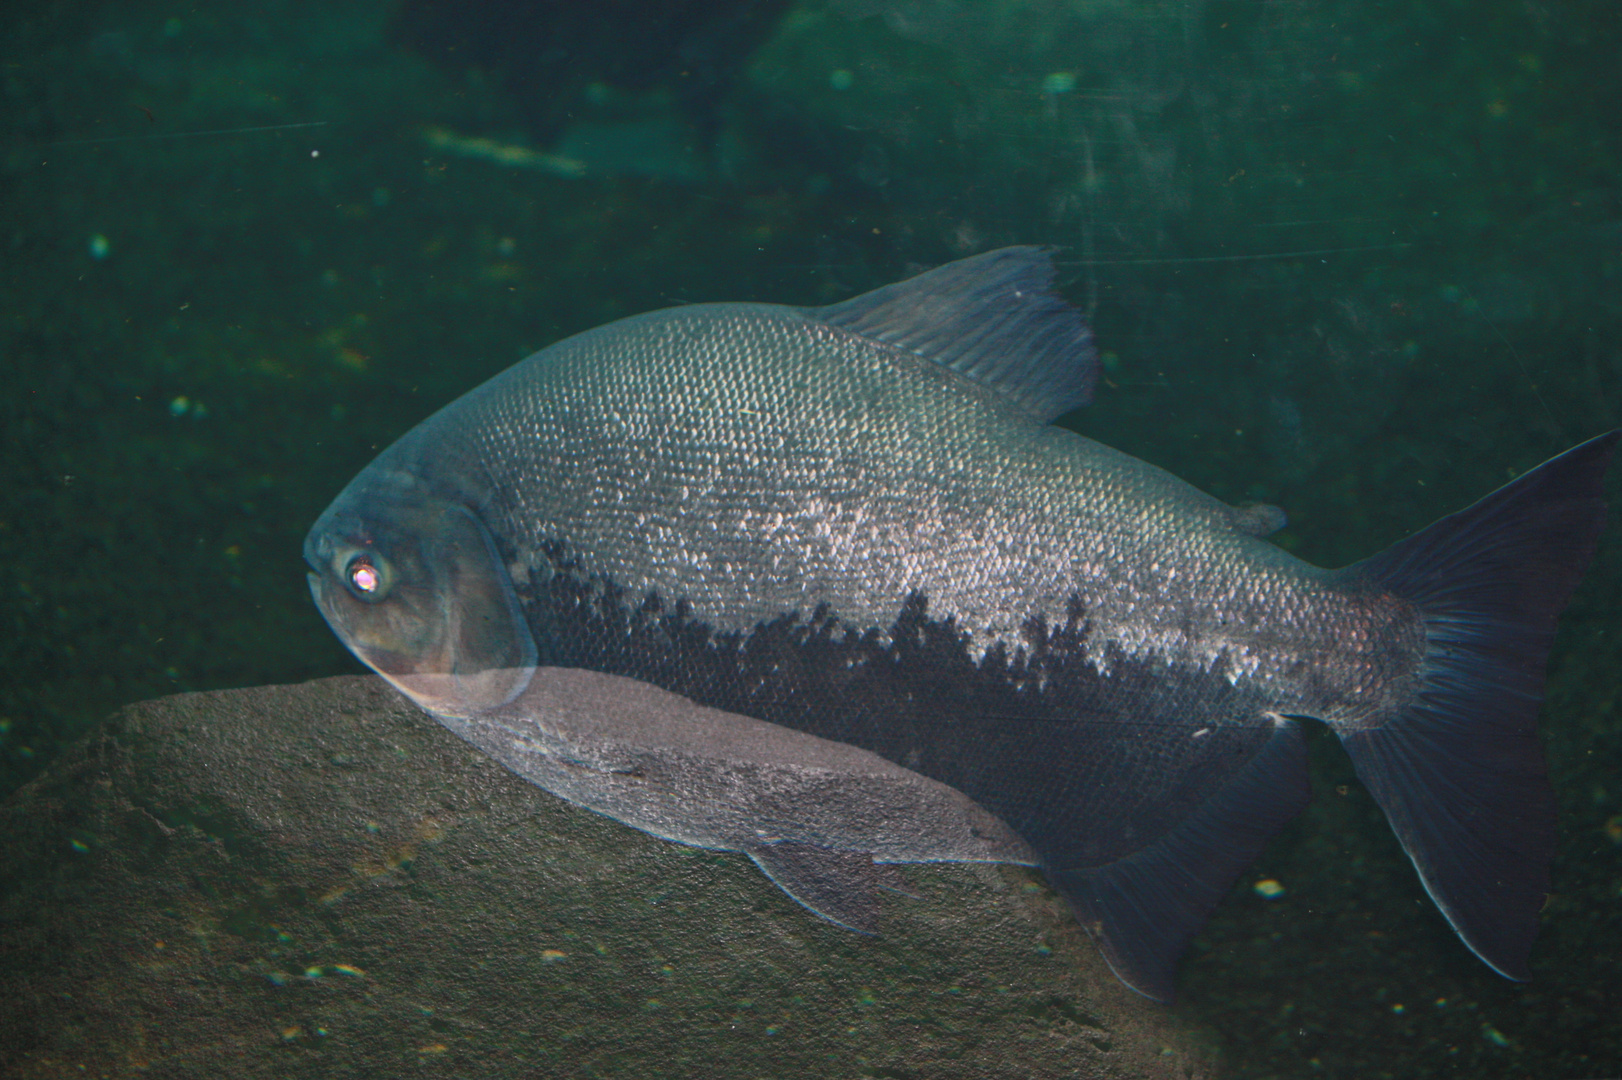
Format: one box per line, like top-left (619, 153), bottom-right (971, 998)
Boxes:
top-left (1046, 717), bottom-right (1311, 1001)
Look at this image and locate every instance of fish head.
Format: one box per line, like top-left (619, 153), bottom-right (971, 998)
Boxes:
top-left (304, 468), bottom-right (536, 719)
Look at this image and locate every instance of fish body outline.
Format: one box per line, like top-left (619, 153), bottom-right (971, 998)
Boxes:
top-left (306, 248), bottom-right (1615, 1000)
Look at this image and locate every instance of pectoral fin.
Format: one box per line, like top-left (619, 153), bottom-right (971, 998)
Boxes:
top-left (746, 840), bottom-right (909, 934)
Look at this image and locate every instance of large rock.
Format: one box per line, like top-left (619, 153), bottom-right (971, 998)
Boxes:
top-left (0, 677), bottom-right (1216, 1078)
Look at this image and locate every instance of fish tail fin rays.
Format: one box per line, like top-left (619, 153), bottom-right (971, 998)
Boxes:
top-left (1341, 430), bottom-right (1619, 980)
top-left (811, 246), bottom-right (1099, 423)
top-left (1048, 718), bottom-right (1311, 1002)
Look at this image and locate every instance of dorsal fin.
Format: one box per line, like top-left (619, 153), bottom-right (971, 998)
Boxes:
top-left (811, 247), bottom-right (1099, 423)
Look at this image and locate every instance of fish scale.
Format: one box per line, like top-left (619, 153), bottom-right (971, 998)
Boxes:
top-left (413, 301), bottom-right (1369, 695)
top-left (306, 246), bottom-right (1615, 1000)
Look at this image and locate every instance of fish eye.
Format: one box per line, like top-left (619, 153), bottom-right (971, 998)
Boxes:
top-left (343, 551), bottom-right (390, 601)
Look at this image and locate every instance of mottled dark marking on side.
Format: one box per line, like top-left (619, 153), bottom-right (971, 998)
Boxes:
top-left (511, 537), bottom-right (1287, 876)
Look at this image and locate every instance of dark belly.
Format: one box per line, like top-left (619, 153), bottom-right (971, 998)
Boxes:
top-left (519, 541), bottom-right (1283, 875)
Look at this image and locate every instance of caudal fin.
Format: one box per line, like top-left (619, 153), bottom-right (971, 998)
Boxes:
top-left (1341, 431), bottom-right (1617, 979)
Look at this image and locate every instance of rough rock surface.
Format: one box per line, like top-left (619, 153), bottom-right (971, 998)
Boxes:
top-left (0, 676), bottom-right (1217, 1078)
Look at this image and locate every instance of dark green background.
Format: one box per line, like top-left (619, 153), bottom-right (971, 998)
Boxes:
top-left (3, 0), bottom-right (1619, 1076)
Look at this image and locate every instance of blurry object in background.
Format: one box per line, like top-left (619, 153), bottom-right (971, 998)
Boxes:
top-left (422, 125), bottom-right (587, 178)
top-left (421, 119), bottom-right (712, 184)
top-left (390, 0), bottom-right (792, 146)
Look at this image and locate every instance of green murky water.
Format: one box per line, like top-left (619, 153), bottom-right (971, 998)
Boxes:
top-left (3, 0), bottom-right (1619, 1075)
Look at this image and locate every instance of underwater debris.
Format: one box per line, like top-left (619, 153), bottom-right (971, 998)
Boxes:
top-left (422, 126), bottom-right (587, 178)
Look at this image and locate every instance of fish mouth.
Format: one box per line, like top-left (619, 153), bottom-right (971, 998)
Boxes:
top-left (305, 568), bottom-right (346, 638)
top-left (303, 517), bottom-right (342, 578)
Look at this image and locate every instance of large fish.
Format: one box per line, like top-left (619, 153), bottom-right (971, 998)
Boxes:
top-left (304, 248), bottom-right (1615, 1000)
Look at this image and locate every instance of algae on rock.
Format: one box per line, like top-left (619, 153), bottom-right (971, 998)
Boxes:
top-left (0, 676), bottom-right (1214, 1078)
